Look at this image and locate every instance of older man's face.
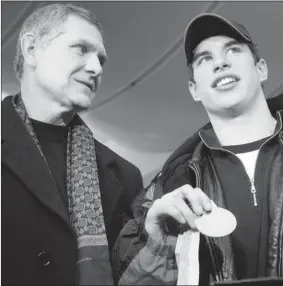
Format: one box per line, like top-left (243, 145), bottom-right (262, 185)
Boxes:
top-left (34, 15), bottom-right (107, 112)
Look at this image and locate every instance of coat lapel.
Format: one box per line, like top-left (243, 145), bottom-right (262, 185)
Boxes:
top-left (2, 97), bottom-right (71, 227)
top-left (94, 140), bottom-right (123, 227)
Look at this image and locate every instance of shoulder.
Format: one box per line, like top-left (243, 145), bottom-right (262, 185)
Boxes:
top-left (96, 139), bottom-right (140, 172)
top-left (267, 93), bottom-right (283, 113)
top-left (2, 95), bottom-right (16, 119)
top-left (94, 139), bottom-right (143, 190)
top-left (72, 115), bottom-right (143, 180)
top-left (1, 94), bottom-right (13, 105)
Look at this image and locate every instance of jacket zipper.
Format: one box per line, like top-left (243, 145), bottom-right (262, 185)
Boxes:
top-left (250, 178), bottom-right (258, 207)
top-left (186, 126), bottom-right (283, 280)
top-left (200, 140), bottom-right (258, 207)
top-left (198, 129), bottom-right (282, 208)
top-left (197, 124), bottom-right (283, 276)
top-left (187, 161), bottom-right (222, 282)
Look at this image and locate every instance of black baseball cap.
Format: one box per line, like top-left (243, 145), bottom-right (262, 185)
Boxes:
top-left (184, 13), bottom-right (255, 64)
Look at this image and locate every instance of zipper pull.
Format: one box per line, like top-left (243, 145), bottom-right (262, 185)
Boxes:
top-left (250, 179), bottom-right (258, 207)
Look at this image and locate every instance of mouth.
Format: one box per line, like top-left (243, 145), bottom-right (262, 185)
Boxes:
top-left (212, 75), bottom-right (240, 89)
top-left (76, 80), bottom-right (95, 93)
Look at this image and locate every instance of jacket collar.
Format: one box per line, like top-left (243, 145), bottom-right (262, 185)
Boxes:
top-left (163, 96), bottom-right (283, 170)
top-left (199, 110), bottom-right (283, 150)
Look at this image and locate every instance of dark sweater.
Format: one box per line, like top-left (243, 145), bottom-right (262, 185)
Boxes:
top-left (31, 118), bottom-right (69, 209)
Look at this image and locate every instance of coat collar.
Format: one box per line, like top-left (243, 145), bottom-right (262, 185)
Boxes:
top-left (199, 110), bottom-right (283, 150)
top-left (2, 96), bottom-right (123, 229)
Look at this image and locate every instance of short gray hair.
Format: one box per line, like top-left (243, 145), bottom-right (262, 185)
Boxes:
top-left (14, 3), bottom-right (103, 81)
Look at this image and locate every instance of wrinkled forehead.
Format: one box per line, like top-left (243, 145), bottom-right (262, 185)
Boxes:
top-left (57, 15), bottom-right (102, 37)
top-left (45, 15), bottom-right (106, 53)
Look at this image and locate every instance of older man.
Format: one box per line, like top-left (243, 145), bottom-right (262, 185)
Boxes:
top-left (2, 3), bottom-right (143, 285)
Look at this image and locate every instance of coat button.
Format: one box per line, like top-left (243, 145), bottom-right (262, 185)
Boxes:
top-left (37, 251), bottom-right (51, 267)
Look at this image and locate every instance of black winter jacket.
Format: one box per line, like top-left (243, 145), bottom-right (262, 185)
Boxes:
top-left (112, 95), bottom-right (283, 285)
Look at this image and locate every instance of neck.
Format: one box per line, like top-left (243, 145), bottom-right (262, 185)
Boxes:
top-left (208, 96), bottom-right (277, 146)
top-left (20, 78), bottom-right (74, 126)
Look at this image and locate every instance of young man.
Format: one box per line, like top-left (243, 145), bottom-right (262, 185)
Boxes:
top-left (2, 4), bottom-right (143, 285)
top-left (112, 13), bottom-right (283, 285)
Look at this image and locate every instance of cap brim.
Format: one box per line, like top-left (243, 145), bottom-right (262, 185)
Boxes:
top-left (184, 13), bottom-right (251, 64)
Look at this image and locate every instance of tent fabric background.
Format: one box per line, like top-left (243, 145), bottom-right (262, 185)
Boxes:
top-left (2, 1), bottom-right (283, 185)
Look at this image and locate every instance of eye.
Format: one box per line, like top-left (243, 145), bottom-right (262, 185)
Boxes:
top-left (98, 55), bottom-right (107, 67)
top-left (198, 55), bottom-right (212, 65)
top-left (228, 46), bottom-right (241, 54)
top-left (74, 44), bottom-right (88, 55)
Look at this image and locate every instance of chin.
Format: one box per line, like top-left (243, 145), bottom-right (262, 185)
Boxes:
top-left (72, 101), bottom-right (92, 112)
top-left (218, 93), bottom-right (244, 107)
top-left (70, 92), bottom-right (95, 111)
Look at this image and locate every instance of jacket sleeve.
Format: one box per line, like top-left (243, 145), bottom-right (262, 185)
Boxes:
top-left (111, 175), bottom-right (178, 285)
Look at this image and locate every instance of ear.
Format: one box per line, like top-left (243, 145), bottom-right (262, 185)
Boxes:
top-left (256, 58), bottom-right (268, 83)
top-left (188, 81), bottom-right (200, 101)
top-left (21, 33), bottom-right (38, 69)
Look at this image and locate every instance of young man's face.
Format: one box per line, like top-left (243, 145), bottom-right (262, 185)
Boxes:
top-left (33, 15), bottom-right (107, 112)
top-left (188, 35), bottom-right (267, 115)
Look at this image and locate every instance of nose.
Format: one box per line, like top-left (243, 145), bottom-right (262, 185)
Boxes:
top-left (85, 54), bottom-right (103, 76)
top-left (213, 55), bottom-right (231, 73)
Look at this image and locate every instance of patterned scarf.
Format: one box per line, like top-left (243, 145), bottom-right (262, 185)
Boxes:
top-left (12, 94), bottom-right (114, 285)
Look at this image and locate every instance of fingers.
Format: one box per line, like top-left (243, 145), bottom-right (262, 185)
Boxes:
top-left (176, 185), bottom-right (212, 215)
top-left (172, 197), bottom-right (197, 230)
top-left (146, 195), bottom-right (197, 232)
top-left (146, 184), bottom-right (212, 235)
top-left (148, 198), bottom-right (185, 225)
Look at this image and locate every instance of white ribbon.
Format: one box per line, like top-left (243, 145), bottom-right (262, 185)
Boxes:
top-left (175, 229), bottom-right (200, 285)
